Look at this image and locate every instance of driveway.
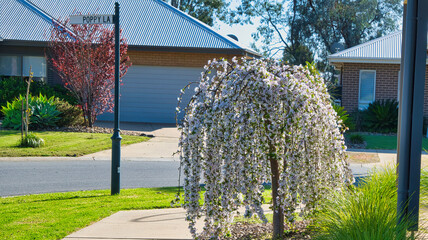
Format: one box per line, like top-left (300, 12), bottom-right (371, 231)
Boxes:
top-left (85, 121), bottom-right (180, 161)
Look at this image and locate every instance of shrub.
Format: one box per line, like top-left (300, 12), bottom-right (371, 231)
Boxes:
top-left (0, 77), bottom-right (78, 117)
top-left (332, 104), bottom-right (354, 132)
top-left (313, 168), bottom-right (421, 240)
top-left (53, 98), bottom-right (84, 127)
top-left (20, 133), bottom-right (45, 148)
top-left (364, 99), bottom-right (398, 133)
top-left (30, 95), bottom-right (61, 129)
top-left (349, 134), bottom-right (364, 144)
top-left (348, 109), bottom-right (367, 132)
top-left (1, 94), bottom-right (60, 130)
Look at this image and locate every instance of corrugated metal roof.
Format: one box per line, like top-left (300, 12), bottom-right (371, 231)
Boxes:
top-left (328, 31), bottom-right (403, 64)
top-left (0, 0), bottom-right (258, 54)
top-left (0, 0), bottom-right (53, 42)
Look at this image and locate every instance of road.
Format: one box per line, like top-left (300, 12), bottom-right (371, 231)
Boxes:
top-left (0, 160), bottom-right (370, 197)
top-left (0, 160), bottom-right (181, 197)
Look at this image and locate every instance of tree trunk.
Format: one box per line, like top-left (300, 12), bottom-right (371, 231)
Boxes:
top-left (269, 142), bottom-right (284, 238)
top-left (25, 71), bottom-right (31, 137)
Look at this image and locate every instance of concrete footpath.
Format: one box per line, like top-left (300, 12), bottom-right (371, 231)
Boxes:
top-left (63, 206), bottom-right (272, 240)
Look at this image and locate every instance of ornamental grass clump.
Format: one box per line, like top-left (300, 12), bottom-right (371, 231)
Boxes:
top-left (177, 57), bottom-right (353, 239)
top-left (313, 168), bottom-right (424, 240)
top-left (20, 133), bottom-right (45, 148)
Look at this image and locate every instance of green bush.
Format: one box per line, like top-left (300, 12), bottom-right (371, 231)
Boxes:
top-left (20, 133), bottom-right (45, 148)
top-left (348, 109), bottom-right (366, 132)
top-left (332, 104), bottom-right (354, 132)
top-left (31, 95), bottom-right (61, 129)
top-left (53, 98), bottom-right (84, 127)
top-left (364, 99), bottom-right (398, 133)
top-left (0, 77), bottom-right (78, 117)
top-left (1, 94), bottom-right (60, 130)
top-left (349, 134), bottom-right (364, 144)
top-left (313, 168), bottom-right (421, 240)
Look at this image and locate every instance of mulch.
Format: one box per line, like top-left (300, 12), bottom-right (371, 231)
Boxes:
top-left (198, 221), bottom-right (313, 240)
top-left (0, 122), bottom-right (154, 137)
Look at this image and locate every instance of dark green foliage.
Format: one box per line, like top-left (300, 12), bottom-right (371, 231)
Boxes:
top-left (348, 109), bottom-right (366, 132)
top-left (0, 77), bottom-right (78, 117)
top-left (332, 104), bottom-right (353, 132)
top-left (364, 99), bottom-right (398, 133)
top-left (0, 77), bottom-right (26, 116)
top-left (169, 0), bottom-right (227, 26)
top-left (53, 98), bottom-right (84, 127)
top-left (20, 133), bottom-right (45, 148)
top-left (1, 94), bottom-right (60, 130)
top-left (349, 134), bottom-right (364, 145)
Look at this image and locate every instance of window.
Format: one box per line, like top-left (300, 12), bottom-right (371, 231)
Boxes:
top-left (23, 56), bottom-right (47, 82)
top-left (359, 70), bottom-right (376, 110)
top-left (0, 55), bottom-right (47, 82)
top-left (0, 56), bottom-right (21, 76)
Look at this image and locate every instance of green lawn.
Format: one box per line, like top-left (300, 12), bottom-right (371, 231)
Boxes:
top-left (0, 130), bottom-right (149, 157)
top-left (348, 133), bottom-right (428, 150)
top-left (0, 187), bottom-right (273, 240)
top-left (0, 188), bottom-right (179, 240)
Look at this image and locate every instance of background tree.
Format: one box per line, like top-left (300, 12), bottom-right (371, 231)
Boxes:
top-left (165, 0), bottom-right (228, 26)
top-left (227, 0), bottom-right (401, 65)
top-left (177, 57), bottom-right (352, 238)
top-left (49, 20), bottom-right (130, 127)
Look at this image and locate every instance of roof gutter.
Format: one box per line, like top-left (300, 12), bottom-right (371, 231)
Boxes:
top-left (328, 57), bottom-right (428, 65)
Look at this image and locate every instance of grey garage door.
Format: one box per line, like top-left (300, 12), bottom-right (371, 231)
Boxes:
top-left (98, 65), bottom-right (203, 123)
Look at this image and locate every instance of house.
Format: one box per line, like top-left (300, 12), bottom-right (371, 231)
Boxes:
top-left (328, 31), bottom-right (428, 117)
top-left (0, 0), bottom-right (259, 123)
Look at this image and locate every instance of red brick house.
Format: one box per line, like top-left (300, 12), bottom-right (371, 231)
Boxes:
top-left (0, 0), bottom-right (259, 123)
top-left (328, 31), bottom-right (428, 116)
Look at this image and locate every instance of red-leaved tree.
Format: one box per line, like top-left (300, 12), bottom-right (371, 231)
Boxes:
top-left (49, 19), bottom-right (130, 127)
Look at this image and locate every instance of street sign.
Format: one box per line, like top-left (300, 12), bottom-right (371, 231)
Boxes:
top-left (69, 3), bottom-right (121, 196)
top-left (69, 14), bottom-right (114, 24)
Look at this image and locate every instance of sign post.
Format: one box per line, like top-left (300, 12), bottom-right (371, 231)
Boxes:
top-left (111, 2), bottom-right (121, 195)
top-left (69, 2), bottom-right (121, 195)
top-left (397, 0), bottom-right (427, 232)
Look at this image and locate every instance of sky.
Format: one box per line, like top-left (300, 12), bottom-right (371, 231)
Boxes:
top-left (215, 20), bottom-right (259, 49)
top-left (212, 0), bottom-right (261, 50)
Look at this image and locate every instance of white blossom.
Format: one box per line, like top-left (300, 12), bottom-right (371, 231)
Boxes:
top-left (177, 58), bottom-right (353, 239)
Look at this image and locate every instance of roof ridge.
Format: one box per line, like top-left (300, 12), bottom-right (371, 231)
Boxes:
top-left (329, 31), bottom-right (402, 57)
top-left (17, 0), bottom-right (55, 24)
top-left (154, 0), bottom-right (243, 50)
top-left (17, 0), bottom-right (77, 40)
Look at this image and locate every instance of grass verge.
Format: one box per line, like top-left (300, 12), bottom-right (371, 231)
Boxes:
top-left (0, 130), bottom-right (149, 157)
top-left (346, 133), bottom-right (428, 150)
top-left (0, 188), bottom-right (179, 239)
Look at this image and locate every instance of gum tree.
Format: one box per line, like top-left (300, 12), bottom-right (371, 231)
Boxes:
top-left (49, 19), bottom-right (130, 127)
top-left (177, 57), bottom-right (353, 238)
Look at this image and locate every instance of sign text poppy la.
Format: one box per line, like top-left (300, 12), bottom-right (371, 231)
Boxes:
top-left (69, 14), bottom-right (114, 24)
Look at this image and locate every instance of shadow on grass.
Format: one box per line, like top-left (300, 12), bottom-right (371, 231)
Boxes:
top-left (0, 130), bottom-right (20, 136)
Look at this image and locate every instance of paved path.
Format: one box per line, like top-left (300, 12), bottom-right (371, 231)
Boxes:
top-left (63, 206), bottom-right (273, 240)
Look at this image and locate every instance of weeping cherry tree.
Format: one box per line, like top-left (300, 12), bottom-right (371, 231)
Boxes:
top-left (177, 57), bottom-right (353, 239)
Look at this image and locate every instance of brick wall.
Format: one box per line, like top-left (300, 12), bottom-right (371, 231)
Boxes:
top-left (127, 50), bottom-right (240, 68)
top-left (341, 62), bottom-right (428, 116)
